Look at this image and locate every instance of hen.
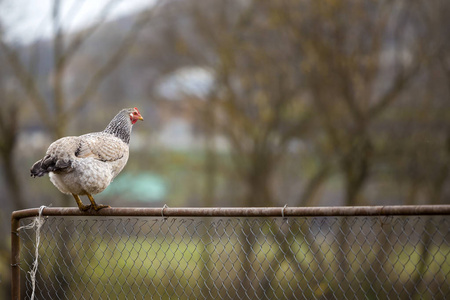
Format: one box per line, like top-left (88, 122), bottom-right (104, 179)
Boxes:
top-left (30, 107), bottom-right (143, 211)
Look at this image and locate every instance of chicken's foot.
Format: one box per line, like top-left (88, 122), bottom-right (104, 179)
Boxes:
top-left (87, 194), bottom-right (110, 211)
top-left (72, 194), bottom-right (91, 211)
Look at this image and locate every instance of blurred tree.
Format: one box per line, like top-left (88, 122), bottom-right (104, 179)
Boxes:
top-left (0, 60), bottom-right (25, 211)
top-left (282, 1), bottom-right (424, 296)
top-left (0, 46), bottom-right (24, 300)
top-left (173, 0), bottom-right (449, 297)
top-left (378, 2), bottom-right (450, 297)
top-left (180, 0), bottom-right (311, 296)
top-left (0, 0), bottom-right (160, 297)
top-left (0, 0), bottom-right (159, 139)
top-left (188, 0), bottom-right (308, 207)
top-left (280, 0), bottom-right (423, 206)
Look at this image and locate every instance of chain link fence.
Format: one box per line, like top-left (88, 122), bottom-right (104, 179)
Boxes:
top-left (12, 207), bottom-right (450, 299)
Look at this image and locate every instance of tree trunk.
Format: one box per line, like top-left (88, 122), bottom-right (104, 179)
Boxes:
top-left (2, 151), bottom-right (26, 210)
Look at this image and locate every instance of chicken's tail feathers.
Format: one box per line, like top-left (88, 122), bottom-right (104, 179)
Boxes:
top-left (30, 159), bottom-right (46, 177)
top-left (30, 155), bottom-right (71, 177)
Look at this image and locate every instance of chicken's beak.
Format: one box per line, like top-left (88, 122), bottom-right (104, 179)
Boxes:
top-left (132, 107), bottom-right (144, 121)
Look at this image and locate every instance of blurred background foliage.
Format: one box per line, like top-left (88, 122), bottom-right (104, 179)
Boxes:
top-left (1, 0), bottom-right (450, 297)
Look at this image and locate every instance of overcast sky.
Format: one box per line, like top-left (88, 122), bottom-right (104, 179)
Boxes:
top-left (0, 0), bottom-right (153, 44)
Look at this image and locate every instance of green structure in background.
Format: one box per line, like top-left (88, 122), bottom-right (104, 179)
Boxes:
top-left (100, 172), bottom-right (167, 203)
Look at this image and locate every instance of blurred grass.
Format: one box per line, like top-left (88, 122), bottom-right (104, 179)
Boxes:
top-left (33, 234), bottom-right (449, 299)
top-left (18, 216), bottom-right (448, 299)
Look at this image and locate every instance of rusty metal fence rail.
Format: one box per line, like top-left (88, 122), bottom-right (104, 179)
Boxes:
top-left (11, 206), bottom-right (450, 299)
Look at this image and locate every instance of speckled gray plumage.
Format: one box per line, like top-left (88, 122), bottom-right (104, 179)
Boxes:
top-left (30, 108), bottom-right (139, 197)
top-left (103, 108), bottom-right (136, 144)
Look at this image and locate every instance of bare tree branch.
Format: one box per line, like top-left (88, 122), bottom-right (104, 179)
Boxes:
top-left (65, 3), bottom-right (162, 117)
top-left (63, 0), bottom-right (120, 62)
top-left (0, 39), bottom-right (52, 127)
top-left (369, 62), bottom-right (421, 119)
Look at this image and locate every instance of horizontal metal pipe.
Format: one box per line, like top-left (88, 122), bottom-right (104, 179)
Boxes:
top-left (11, 205), bottom-right (450, 220)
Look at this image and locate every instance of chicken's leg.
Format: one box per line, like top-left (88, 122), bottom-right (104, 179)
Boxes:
top-left (72, 194), bottom-right (91, 211)
top-left (87, 194), bottom-right (110, 211)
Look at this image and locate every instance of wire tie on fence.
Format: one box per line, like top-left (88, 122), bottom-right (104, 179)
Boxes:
top-left (378, 206), bottom-right (393, 226)
top-left (161, 204), bottom-right (169, 220)
top-left (17, 205), bottom-right (47, 300)
top-left (282, 204), bottom-right (288, 223)
top-left (379, 215), bottom-right (393, 226)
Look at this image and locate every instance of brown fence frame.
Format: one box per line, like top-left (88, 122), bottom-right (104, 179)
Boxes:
top-left (11, 205), bottom-right (450, 299)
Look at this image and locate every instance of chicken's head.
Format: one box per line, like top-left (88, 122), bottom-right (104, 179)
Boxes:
top-left (129, 107), bottom-right (144, 124)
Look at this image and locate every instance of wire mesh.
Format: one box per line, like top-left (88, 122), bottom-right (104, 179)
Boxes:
top-left (17, 215), bottom-right (449, 299)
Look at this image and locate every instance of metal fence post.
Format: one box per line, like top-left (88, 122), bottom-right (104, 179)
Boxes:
top-left (11, 215), bottom-right (21, 300)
